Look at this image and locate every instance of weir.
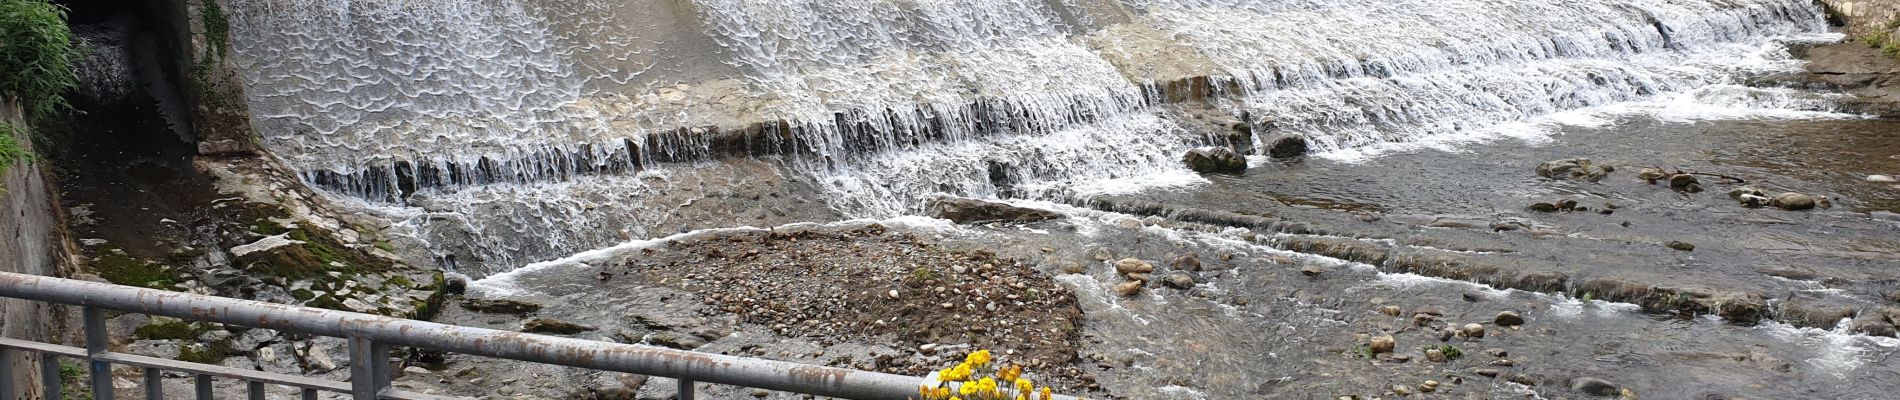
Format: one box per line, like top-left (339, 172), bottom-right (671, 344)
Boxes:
top-left (218, 0), bottom-right (1830, 272)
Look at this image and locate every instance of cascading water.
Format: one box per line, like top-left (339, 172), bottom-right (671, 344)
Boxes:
top-left (223, 0), bottom-right (1827, 274)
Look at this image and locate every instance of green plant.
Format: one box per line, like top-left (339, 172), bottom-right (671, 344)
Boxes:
top-left (910, 267), bottom-right (941, 282)
top-left (198, 0), bottom-right (230, 63)
top-left (0, 122), bottom-right (29, 175)
top-left (1582, 292), bottom-right (1596, 302)
top-left (0, 0), bottom-right (79, 117)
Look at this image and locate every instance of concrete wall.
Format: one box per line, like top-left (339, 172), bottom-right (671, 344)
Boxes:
top-left (0, 102), bottom-right (58, 399)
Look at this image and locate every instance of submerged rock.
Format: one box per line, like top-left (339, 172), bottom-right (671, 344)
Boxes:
top-left (1668, 174), bottom-right (1702, 193)
top-left (1569, 377), bottom-right (1621, 397)
top-left (924, 197), bottom-right (1064, 224)
top-left (521, 318), bottom-right (595, 335)
top-left (463, 299), bottom-right (543, 315)
top-left (1113, 280), bottom-right (1145, 297)
top-left (1536, 158), bottom-right (1613, 182)
top-left (1665, 241), bottom-right (1696, 252)
top-left (1161, 273), bottom-right (1196, 289)
top-left (1183, 147), bottom-right (1248, 173)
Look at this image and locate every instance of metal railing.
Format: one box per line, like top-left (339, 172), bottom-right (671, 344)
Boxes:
top-left (0, 272), bottom-right (1065, 400)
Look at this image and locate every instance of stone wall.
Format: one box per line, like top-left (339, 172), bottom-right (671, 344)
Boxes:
top-left (1824, 0), bottom-right (1900, 38)
top-left (0, 102), bottom-right (61, 399)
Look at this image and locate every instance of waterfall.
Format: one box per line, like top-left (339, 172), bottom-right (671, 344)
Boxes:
top-left (223, 0), bottom-right (1826, 273)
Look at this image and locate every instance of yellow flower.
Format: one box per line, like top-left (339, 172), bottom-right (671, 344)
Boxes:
top-left (941, 363), bottom-right (973, 382)
top-left (999, 364), bottom-right (1022, 382)
top-left (978, 377), bottom-right (997, 392)
top-left (966, 350), bottom-right (993, 367)
top-left (1016, 378), bottom-right (1033, 393)
top-left (937, 387), bottom-right (952, 398)
top-left (960, 383), bottom-right (978, 396)
top-left (1039, 387), bottom-right (1052, 400)
top-left (1015, 395), bottom-right (1028, 400)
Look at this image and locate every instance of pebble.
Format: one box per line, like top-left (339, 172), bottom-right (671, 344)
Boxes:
top-left (1380, 306), bottom-right (1402, 317)
top-left (1300, 264), bottom-right (1324, 276)
top-left (752, 389), bottom-right (771, 398)
top-left (1392, 385), bottom-right (1412, 396)
top-left (1425, 349), bottom-right (1447, 362)
top-left (1420, 380), bottom-right (1439, 393)
top-left (1463, 323), bottom-right (1486, 339)
top-left (1113, 280), bottom-right (1144, 297)
top-left (1666, 241), bottom-right (1695, 252)
top-left (1114, 258), bottom-right (1155, 276)
top-left (1474, 369), bottom-right (1501, 378)
top-left (1161, 273), bottom-right (1196, 289)
top-left (1869, 175), bottom-right (1897, 183)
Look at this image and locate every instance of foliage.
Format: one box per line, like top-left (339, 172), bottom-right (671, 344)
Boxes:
top-left (199, 0), bottom-right (229, 63)
top-left (1422, 344), bottom-right (1465, 360)
top-left (0, 121), bottom-right (29, 175)
top-left (0, 0), bottom-right (78, 117)
top-left (916, 350), bottom-right (1066, 400)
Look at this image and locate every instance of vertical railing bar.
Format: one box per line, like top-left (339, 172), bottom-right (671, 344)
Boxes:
top-left (349, 336), bottom-right (388, 400)
top-left (0, 348), bottom-right (13, 400)
top-left (302, 387), bottom-right (319, 400)
top-left (194, 374), bottom-right (212, 400)
top-left (678, 379), bottom-right (695, 400)
top-left (248, 380), bottom-right (265, 400)
top-left (143, 367), bottom-right (162, 400)
top-left (39, 352), bottom-right (60, 400)
top-left (84, 307), bottom-right (114, 400)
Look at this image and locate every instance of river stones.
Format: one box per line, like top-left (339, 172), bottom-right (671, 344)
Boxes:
top-left (1369, 335), bottom-right (1396, 353)
top-left (1182, 147), bottom-right (1247, 173)
top-left (1114, 258), bottom-right (1155, 276)
top-left (1536, 158), bottom-right (1614, 182)
top-left (1769, 192), bottom-right (1818, 210)
top-left (1264, 134), bottom-right (1310, 159)
top-left (1161, 272), bottom-right (1196, 289)
top-left (1463, 323), bottom-right (1486, 338)
top-left (1494, 311), bottom-right (1525, 327)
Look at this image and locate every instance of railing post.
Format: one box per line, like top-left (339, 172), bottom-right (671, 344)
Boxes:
top-left (248, 380), bottom-right (265, 400)
top-left (0, 348), bottom-right (12, 400)
top-left (349, 336), bottom-right (388, 400)
top-left (194, 374), bottom-right (211, 400)
top-left (143, 367), bottom-right (162, 400)
top-left (678, 379), bottom-right (695, 400)
top-left (39, 352), bottom-right (59, 400)
top-left (84, 307), bottom-right (114, 400)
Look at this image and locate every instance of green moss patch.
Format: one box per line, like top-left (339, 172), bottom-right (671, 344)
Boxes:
top-left (93, 249), bottom-right (177, 289)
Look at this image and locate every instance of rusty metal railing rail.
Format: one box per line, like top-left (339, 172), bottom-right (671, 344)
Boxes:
top-left (0, 272), bottom-right (1062, 400)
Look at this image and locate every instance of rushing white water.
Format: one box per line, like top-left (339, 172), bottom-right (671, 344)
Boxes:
top-left (224, 0), bottom-right (1829, 272)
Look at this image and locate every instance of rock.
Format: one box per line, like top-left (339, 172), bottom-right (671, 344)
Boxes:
top-left (1391, 385), bottom-right (1412, 396)
top-left (1425, 349), bottom-right (1447, 362)
top-left (1087, 247), bottom-right (1114, 261)
top-left (1264, 134), bottom-right (1310, 159)
top-left (1463, 323), bottom-right (1486, 339)
top-left (1508, 374), bottom-right (1539, 386)
top-left (1161, 273), bottom-right (1196, 289)
top-left (1113, 280), bottom-right (1144, 297)
top-left (1738, 193), bottom-right (1770, 208)
top-left (1569, 377), bottom-right (1620, 397)
top-left (1420, 380), bottom-right (1439, 393)
top-left (1114, 258), bottom-right (1155, 276)
top-left (1125, 273), bottom-right (1152, 282)
top-left (1769, 192), bottom-right (1817, 211)
top-left (1665, 241), bottom-right (1695, 252)
top-left (1728, 187), bottom-right (1766, 200)
top-left (1779, 297), bottom-right (1856, 329)
top-left (1182, 147), bottom-right (1248, 174)
top-left (444, 275), bottom-right (469, 295)
top-left (1380, 306), bottom-right (1402, 317)
top-left (1369, 335), bottom-right (1396, 354)
top-left (925, 197), bottom-right (1064, 224)
top-left (1461, 292), bottom-right (1484, 302)
top-left (1869, 174), bottom-right (1897, 183)
top-left (1474, 368), bottom-right (1501, 378)
top-left (1060, 262), bottom-right (1086, 275)
top-left (1171, 253), bottom-right (1202, 271)
top-left (463, 299), bottom-right (543, 315)
top-left (197, 139), bottom-right (255, 156)
top-left (1494, 311), bottom-right (1524, 327)
top-left (1668, 174), bottom-right (1702, 193)
top-left (1226, 122), bottom-right (1256, 155)
top-left (1528, 203), bottom-right (1560, 213)
top-left (1536, 158), bottom-right (1613, 182)
top-left (1411, 305), bottom-right (1444, 317)
top-left (1300, 264), bottom-right (1324, 277)
top-left (1638, 168), bottom-right (1668, 183)
top-left (521, 318), bottom-right (596, 335)
top-left (1851, 315), bottom-right (1896, 337)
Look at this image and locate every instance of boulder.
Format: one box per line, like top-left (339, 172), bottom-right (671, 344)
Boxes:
top-left (1535, 159), bottom-right (1613, 182)
top-left (1769, 192), bottom-right (1817, 211)
top-left (924, 197), bottom-right (1064, 224)
top-left (1263, 134), bottom-right (1310, 159)
top-left (1779, 296), bottom-right (1856, 329)
top-left (1183, 147), bottom-right (1248, 173)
